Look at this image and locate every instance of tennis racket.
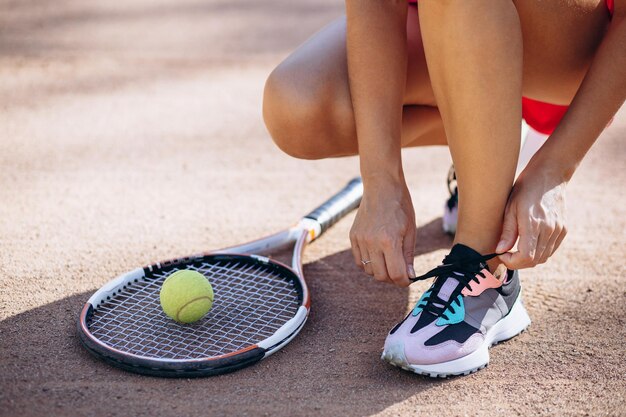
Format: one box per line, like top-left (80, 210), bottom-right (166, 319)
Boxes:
top-left (78, 177), bottom-right (363, 377)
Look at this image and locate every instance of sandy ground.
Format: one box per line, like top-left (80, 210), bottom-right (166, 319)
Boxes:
top-left (0, 1), bottom-right (625, 416)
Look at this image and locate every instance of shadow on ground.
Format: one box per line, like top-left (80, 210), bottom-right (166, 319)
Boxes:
top-left (0, 226), bottom-right (451, 417)
top-left (1, 0), bottom-right (624, 415)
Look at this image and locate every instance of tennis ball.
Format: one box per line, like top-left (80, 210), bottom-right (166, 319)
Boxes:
top-left (160, 270), bottom-right (214, 324)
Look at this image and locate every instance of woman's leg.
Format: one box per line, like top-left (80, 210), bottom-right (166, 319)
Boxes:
top-left (418, 0), bottom-right (523, 257)
top-left (263, 8), bottom-right (446, 160)
top-left (264, 1), bottom-right (600, 259)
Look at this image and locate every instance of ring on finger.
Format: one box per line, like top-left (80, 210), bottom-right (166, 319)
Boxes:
top-left (361, 259), bottom-right (372, 265)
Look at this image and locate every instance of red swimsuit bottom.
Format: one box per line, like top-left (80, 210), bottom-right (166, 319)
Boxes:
top-left (408, 0), bottom-right (614, 134)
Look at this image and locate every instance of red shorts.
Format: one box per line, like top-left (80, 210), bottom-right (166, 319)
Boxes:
top-left (522, 98), bottom-right (569, 135)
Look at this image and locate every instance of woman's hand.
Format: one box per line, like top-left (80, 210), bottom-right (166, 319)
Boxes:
top-left (494, 0), bottom-right (625, 267)
top-left (496, 165), bottom-right (568, 269)
top-left (350, 176), bottom-right (416, 287)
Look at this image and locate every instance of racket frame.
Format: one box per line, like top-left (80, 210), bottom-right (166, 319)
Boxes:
top-left (78, 178), bottom-right (362, 377)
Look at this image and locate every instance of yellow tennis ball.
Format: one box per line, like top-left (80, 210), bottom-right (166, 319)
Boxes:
top-left (159, 270), bottom-right (214, 323)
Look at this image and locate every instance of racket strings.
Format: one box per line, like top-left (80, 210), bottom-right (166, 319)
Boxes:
top-left (87, 258), bottom-right (300, 360)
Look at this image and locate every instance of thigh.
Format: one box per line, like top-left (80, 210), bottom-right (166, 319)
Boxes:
top-left (273, 6), bottom-right (437, 112)
top-left (514, 0), bottom-right (610, 104)
top-left (273, 17), bottom-right (352, 115)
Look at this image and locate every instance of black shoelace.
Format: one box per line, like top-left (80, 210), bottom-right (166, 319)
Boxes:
top-left (410, 252), bottom-right (500, 319)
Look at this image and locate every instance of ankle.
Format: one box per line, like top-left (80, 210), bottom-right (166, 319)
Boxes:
top-left (452, 237), bottom-right (498, 258)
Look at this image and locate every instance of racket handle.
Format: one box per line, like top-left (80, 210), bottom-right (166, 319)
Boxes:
top-left (303, 177), bottom-right (363, 235)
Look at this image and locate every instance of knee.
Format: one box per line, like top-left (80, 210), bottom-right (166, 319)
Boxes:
top-left (263, 66), bottom-right (341, 160)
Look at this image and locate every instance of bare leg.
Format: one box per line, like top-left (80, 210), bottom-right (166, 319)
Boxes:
top-left (419, 1), bottom-right (523, 257)
top-left (263, 10), bottom-right (446, 160)
top-left (263, 1), bottom-right (601, 260)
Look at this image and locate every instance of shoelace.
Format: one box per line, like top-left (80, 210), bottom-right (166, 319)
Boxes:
top-left (410, 252), bottom-right (501, 319)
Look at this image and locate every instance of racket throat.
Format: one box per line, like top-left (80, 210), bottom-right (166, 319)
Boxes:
top-left (297, 218), bottom-right (322, 242)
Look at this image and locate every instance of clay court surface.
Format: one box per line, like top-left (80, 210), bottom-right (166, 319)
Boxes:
top-left (0, 1), bottom-right (624, 416)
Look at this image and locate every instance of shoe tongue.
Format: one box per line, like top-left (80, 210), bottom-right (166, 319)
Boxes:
top-left (432, 244), bottom-right (485, 303)
top-left (436, 276), bottom-right (462, 302)
top-left (446, 243), bottom-right (483, 264)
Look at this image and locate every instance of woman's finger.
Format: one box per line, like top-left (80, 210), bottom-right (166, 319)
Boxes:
top-left (537, 226), bottom-right (561, 264)
top-left (350, 233), bottom-right (364, 269)
top-left (383, 241), bottom-right (410, 287)
top-left (500, 218), bottom-right (538, 269)
top-left (359, 244), bottom-right (375, 276)
top-left (533, 226), bottom-right (553, 265)
top-left (370, 249), bottom-right (392, 283)
top-left (553, 226), bottom-right (568, 253)
top-left (403, 225), bottom-right (417, 279)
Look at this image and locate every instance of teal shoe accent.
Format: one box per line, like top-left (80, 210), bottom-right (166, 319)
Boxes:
top-left (412, 290), bottom-right (432, 316)
top-left (436, 295), bottom-right (465, 326)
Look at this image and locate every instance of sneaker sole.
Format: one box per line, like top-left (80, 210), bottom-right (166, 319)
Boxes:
top-left (381, 295), bottom-right (531, 378)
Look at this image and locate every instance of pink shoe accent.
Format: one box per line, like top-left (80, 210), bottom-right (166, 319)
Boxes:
top-left (461, 269), bottom-right (502, 296)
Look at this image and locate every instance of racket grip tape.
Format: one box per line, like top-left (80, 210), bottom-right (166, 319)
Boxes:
top-left (303, 177), bottom-right (363, 234)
